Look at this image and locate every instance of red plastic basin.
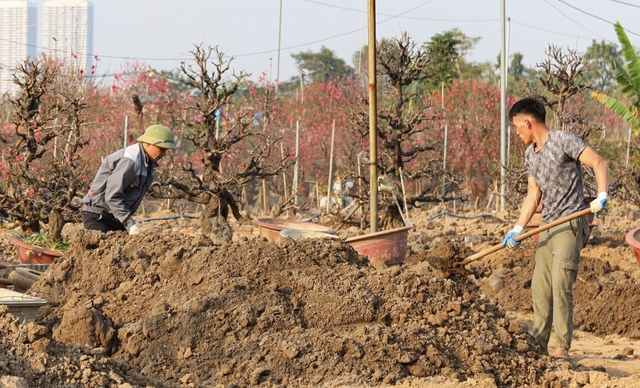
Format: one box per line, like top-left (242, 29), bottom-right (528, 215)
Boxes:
top-left (625, 227), bottom-right (640, 266)
top-left (346, 226), bottom-right (412, 269)
top-left (252, 218), bottom-right (336, 242)
top-left (10, 237), bottom-right (63, 265)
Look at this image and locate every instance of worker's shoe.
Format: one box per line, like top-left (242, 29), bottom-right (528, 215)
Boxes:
top-left (553, 347), bottom-right (570, 360)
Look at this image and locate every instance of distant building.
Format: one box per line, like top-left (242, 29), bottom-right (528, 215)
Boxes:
top-left (43, 0), bottom-right (93, 74)
top-left (0, 0), bottom-right (37, 96)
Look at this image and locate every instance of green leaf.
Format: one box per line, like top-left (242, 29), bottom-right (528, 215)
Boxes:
top-left (612, 60), bottom-right (640, 107)
top-left (614, 22), bottom-right (640, 97)
top-left (592, 91), bottom-right (640, 128)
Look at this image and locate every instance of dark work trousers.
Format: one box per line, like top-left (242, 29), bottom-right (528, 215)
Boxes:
top-left (82, 211), bottom-right (127, 233)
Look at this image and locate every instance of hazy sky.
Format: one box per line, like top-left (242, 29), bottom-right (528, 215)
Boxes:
top-left (27, 0), bottom-right (640, 82)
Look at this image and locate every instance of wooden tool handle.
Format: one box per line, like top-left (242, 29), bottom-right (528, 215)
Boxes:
top-left (460, 208), bottom-right (592, 266)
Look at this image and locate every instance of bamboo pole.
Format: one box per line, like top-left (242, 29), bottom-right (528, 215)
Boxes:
top-left (392, 190), bottom-right (409, 228)
top-left (368, 0), bottom-right (378, 232)
top-left (293, 120), bottom-right (300, 205)
top-left (626, 126), bottom-right (632, 168)
top-left (399, 167), bottom-right (411, 228)
top-left (315, 180), bottom-right (320, 213)
top-left (357, 154), bottom-right (362, 215)
top-left (326, 120), bottom-right (336, 214)
top-left (280, 143), bottom-right (289, 217)
top-left (124, 115), bottom-right (129, 149)
top-left (263, 180), bottom-right (268, 215)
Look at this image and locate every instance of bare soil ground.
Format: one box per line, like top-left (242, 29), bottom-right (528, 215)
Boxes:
top-left (0, 201), bottom-right (638, 388)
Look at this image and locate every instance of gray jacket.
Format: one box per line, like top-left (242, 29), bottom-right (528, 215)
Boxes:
top-left (82, 143), bottom-right (158, 229)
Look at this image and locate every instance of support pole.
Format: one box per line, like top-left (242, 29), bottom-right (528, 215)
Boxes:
top-left (506, 17), bottom-right (511, 93)
top-left (507, 125), bottom-right (511, 167)
top-left (275, 0), bottom-right (283, 93)
top-left (399, 167), bottom-right (411, 229)
top-left (499, 0), bottom-right (507, 211)
top-left (357, 153), bottom-right (362, 215)
top-left (280, 143), bottom-right (289, 217)
top-left (358, 0), bottom-right (365, 74)
top-left (53, 119), bottom-right (58, 158)
top-left (124, 115), bottom-right (129, 149)
top-left (626, 126), bottom-right (633, 168)
top-left (442, 124), bottom-right (448, 197)
top-left (326, 120), bottom-right (336, 214)
top-left (293, 120), bottom-right (300, 205)
top-left (315, 181), bottom-right (320, 213)
top-left (368, 0), bottom-right (378, 232)
top-left (263, 180), bottom-right (268, 215)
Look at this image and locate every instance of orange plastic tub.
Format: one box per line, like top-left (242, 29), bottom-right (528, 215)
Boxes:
top-left (252, 218), bottom-right (336, 242)
top-left (625, 227), bottom-right (640, 266)
top-left (346, 226), bottom-right (412, 269)
top-left (10, 237), bottom-right (63, 264)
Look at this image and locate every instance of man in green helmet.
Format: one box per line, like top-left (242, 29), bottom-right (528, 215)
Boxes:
top-left (82, 125), bottom-right (177, 234)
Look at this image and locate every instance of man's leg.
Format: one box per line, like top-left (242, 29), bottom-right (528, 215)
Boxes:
top-left (549, 215), bottom-right (588, 355)
top-left (532, 224), bottom-right (554, 352)
top-left (82, 211), bottom-right (126, 233)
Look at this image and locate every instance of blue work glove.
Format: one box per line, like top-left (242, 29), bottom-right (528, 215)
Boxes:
top-left (502, 225), bottom-right (524, 249)
top-left (590, 192), bottom-right (608, 216)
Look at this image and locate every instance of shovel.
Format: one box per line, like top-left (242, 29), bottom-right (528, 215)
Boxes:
top-left (428, 208), bottom-right (592, 273)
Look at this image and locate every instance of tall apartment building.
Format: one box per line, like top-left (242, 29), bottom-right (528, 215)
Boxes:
top-left (43, 0), bottom-right (94, 74)
top-left (0, 0), bottom-right (37, 95)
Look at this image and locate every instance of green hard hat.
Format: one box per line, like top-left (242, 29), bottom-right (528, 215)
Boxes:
top-left (137, 125), bottom-right (177, 150)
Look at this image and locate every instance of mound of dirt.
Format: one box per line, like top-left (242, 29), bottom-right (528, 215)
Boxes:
top-left (479, 245), bottom-right (640, 337)
top-left (0, 306), bottom-right (158, 387)
top-left (27, 230), bottom-right (559, 387)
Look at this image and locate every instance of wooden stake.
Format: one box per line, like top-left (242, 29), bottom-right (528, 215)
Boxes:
top-left (53, 120), bottom-right (58, 158)
top-left (337, 202), bottom-right (361, 231)
top-left (315, 180), bottom-right (320, 213)
top-left (263, 180), bottom-right (268, 215)
top-left (326, 120), bottom-right (336, 214)
top-left (357, 154), bottom-right (362, 216)
top-left (485, 192), bottom-right (494, 212)
top-left (293, 120), bottom-right (300, 205)
top-left (280, 143), bottom-right (289, 217)
top-left (399, 168), bottom-right (411, 229)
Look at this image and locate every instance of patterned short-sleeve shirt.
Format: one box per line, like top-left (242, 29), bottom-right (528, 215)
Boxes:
top-left (525, 130), bottom-right (588, 223)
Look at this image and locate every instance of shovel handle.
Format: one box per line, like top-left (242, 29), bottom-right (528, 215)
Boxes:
top-left (460, 208), bottom-right (592, 266)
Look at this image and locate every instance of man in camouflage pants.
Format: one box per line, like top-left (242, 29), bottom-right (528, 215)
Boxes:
top-left (502, 98), bottom-right (609, 359)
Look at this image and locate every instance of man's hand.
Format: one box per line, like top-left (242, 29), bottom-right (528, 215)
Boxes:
top-left (590, 192), bottom-right (608, 215)
top-left (502, 225), bottom-right (524, 249)
top-left (129, 224), bottom-right (142, 235)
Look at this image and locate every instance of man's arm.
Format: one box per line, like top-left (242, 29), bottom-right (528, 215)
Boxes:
top-left (578, 146), bottom-right (609, 194)
top-left (503, 176), bottom-right (541, 248)
top-left (105, 158), bottom-right (138, 229)
top-left (515, 176), bottom-right (542, 228)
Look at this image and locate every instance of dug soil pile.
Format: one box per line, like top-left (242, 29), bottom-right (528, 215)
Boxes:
top-left (0, 306), bottom-right (158, 387)
top-left (25, 231), bottom-right (558, 387)
top-left (477, 238), bottom-right (640, 338)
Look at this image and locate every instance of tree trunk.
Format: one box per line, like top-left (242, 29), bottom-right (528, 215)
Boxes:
top-left (200, 188), bottom-right (250, 240)
top-left (379, 203), bottom-right (405, 230)
top-left (47, 209), bottom-right (65, 242)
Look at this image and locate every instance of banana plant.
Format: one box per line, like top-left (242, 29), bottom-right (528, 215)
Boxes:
top-left (592, 22), bottom-right (640, 134)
